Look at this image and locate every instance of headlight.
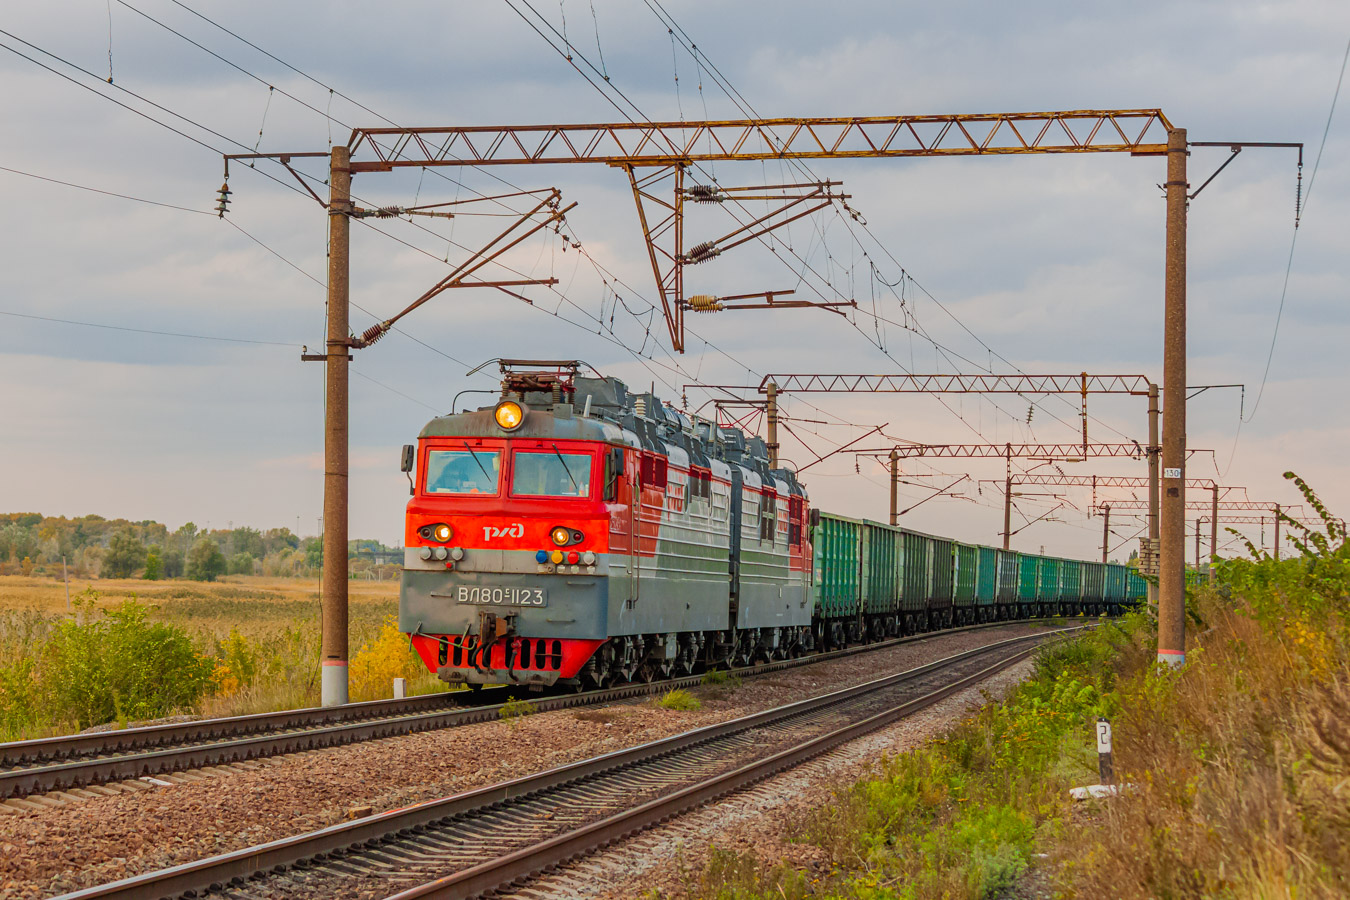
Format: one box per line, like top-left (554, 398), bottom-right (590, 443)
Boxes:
top-left (421, 523), bottom-right (453, 543)
top-left (550, 526), bottom-right (573, 547)
top-left (494, 400), bottom-right (524, 431)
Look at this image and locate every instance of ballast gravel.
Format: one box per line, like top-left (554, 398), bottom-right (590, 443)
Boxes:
top-left (0, 623), bottom-right (1063, 899)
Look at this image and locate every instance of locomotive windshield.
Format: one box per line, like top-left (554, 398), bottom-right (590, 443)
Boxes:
top-left (425, 449), bottom-right (500, 495)
top-left (511, 449), bottom-right (592, 498)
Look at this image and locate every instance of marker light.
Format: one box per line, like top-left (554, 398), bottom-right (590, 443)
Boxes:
top-left (581, 551), bottom-right (597, 566)
top-left (494, 400), bottom-right (525, 431)
top-left (551, 526), bottom-right (573, 547)
top-left (566, 551), bottom-right (580, 565)
top-left (433, 523), bottom-right (453, 543)
top-left (536, 550), bottom-right (549, 564)
top-left (550, 550), bottom-right (565, 565)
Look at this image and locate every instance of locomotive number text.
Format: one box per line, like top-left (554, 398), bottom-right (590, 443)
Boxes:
top-left (455, 586), bottom-right (547, 607)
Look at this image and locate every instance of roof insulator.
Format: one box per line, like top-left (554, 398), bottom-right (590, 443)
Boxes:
top-left (687, 294), bottom-right (723, 313)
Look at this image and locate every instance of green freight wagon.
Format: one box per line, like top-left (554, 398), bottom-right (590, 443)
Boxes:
top-left (1060, 559), bottom-right (1082, 614)
top-left (1126, 568), bottom-right (1148, 607)
top-left (861, 520), bottom-right (904, 639)
top-left (1104, 563), bottom-right (1128, 611)
top-left (928, 534), bottom-right (955, 628)
top-left (1082, 561), bottom-right (1106, 614)
top-left (953, 542), bottom-right (979, 625)
top-left (811, 512), bottom-right (863, 642)
top-left (995, 549), bottom-right (1018, 618)
top-left (1038, 557), bottom-right (1062, 615)
top-left (976, 546), bottom-right (998, 622)
top-left (900, 529), bottom-right (931, 630)
top-left (1018, 553), bottom-right (1040, 616)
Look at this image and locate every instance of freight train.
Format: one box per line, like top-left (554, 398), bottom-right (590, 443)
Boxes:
top-left (398, 361), bottom-right (1145, 690)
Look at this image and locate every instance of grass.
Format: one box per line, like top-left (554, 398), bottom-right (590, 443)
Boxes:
top-left (500, 696), bottom-right (539, 726)
top-left (656, 688), bottom-right (702, 711)
top-left (0, 574), bottom-right (448, 740)
top-left (701, 669), bottom-right (741, 687)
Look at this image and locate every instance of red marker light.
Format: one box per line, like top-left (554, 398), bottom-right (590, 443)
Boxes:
top-left (567, 551), bottom-right (580, 565)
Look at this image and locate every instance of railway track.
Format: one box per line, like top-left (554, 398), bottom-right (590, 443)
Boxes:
top-left (53, 627), bottom-right (1081, 900)
top-left (0, 618), bottom-right (1090, 802)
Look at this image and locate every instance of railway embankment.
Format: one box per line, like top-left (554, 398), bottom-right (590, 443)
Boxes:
top-left (0, 624), bottom-right (1055, 899)
top-left (659, 494), bottom-right (1350, 899)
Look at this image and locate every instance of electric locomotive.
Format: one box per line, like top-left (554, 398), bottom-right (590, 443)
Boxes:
top-left (398, 360), bottom-right (812, 690)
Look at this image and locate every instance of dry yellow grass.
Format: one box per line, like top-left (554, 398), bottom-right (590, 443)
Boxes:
top-left (0, 574), bottom-right (443, 734)
top-left (0, 573), bottom-right (397, 614)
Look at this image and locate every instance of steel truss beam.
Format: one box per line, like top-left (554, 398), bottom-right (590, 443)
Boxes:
top-left (347, 110), bottom-right (1173, 169)
top-left (757, 373), bottom-right (1153, 395)
top-left (859, 442), bottom-right (1159, 460)
top-left (1002, 473), bottom-right (1220, 490)
top-left (1113, 511), bottom-right (1326, 529)
top-left (1102, 500), bottom-right (1299, 514)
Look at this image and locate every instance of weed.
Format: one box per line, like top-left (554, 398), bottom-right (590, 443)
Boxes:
top-left (500, 696), bottom-right (539, 726)
top-left (700, 668), bottom-right (740, 687)
top-left (656, 688), bottom-right (702, 711)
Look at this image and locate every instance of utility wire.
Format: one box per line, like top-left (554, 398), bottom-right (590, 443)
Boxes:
top-left (1244, 34), bottom-right (1348, 423)
top-left (0, 309), bottom-right (295, 346)
top-left (2, 28), bottom-right (478, 385)
top-left (0, 163), bottom-right (212, 214)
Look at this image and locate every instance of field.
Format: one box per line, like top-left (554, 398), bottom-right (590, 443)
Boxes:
top-left (0, 574), bottom-right (449, 741)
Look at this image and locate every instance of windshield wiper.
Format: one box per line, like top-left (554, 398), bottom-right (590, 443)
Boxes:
top-left (461, 441), bottom-right (495, 487)
top-left (551, 443), bottom-right (581, 494)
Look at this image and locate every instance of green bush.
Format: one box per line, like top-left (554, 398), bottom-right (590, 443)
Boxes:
top-left (42, 598), bottom-right (215, 728)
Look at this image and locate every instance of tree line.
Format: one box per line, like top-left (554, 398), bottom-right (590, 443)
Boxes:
top-left (0, 513), bottom-right (401, 582)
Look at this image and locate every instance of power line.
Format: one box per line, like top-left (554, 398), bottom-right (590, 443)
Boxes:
top-left (0, 309), bottom-right (295, 346)
top-left (3, 26), bottom-right (490, 379)
top-left (0, 163), bottom-right (212, 214)
top-left (1244, 34), bottom-right (1349, 423)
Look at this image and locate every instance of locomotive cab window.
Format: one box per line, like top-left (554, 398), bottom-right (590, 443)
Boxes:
top-left (425, 449), bottom-right (501, 495)
top-left (512, 449), bottom-right (593, 498)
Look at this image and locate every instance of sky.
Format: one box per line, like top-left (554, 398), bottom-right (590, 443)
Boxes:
top-left (1, 0), bottom-right (1347, 560)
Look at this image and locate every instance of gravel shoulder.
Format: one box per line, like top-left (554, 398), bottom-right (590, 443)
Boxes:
top-left (0, 623), bottom-right (1060, 900)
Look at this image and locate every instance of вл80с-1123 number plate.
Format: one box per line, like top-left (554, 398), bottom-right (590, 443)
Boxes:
top-left (453, 586), bottom-right (547, 607)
